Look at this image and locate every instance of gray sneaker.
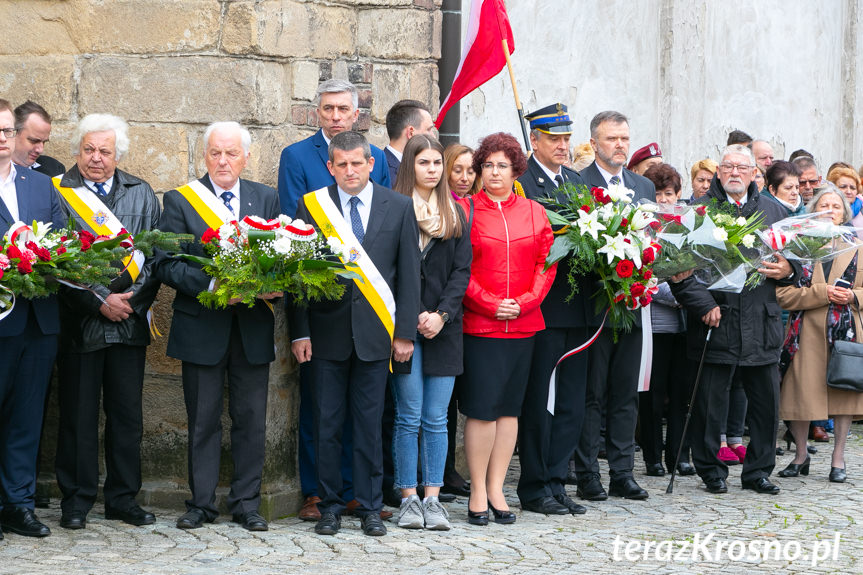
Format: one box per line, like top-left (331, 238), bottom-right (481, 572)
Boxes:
top-left (397, 494), bottom-right (424, 529)
top-left (422, 497), bottom-right (451, 531)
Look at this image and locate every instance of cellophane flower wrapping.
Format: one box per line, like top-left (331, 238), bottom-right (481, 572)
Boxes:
top-left (755, 212), bottom-right (861, 263)
top-left (541, 183), bottom-right (661, 331)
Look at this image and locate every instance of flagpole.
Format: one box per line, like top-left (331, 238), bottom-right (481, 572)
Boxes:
top-left (501, 38), bottom-right (530, 152)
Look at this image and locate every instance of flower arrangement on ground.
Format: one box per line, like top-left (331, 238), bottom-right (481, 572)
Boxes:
top-left (651, 201), bottom-right (765, 292)
top-left (0, 220), bottom-right (189, 316)
top-left (541, 182), bottom-right (661, 330)
top-left (178, 215), bottom-right (356, 308)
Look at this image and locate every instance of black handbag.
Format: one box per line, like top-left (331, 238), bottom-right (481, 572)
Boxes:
top-left (827, 305), bottom-right (863, 392)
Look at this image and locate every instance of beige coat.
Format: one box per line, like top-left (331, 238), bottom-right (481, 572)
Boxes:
top-left (777, 244), bottom-right (863, 420)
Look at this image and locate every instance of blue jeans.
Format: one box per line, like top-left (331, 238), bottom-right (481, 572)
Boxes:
top-left (391, 341), bottom-right (455, 489)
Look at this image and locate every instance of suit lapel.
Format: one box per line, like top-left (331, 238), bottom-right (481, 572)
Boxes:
top-left (313, 130), bottom-right (330, 169)
top-left (239, 180), bottom-right (259, 218)
top-left (13, 171), bottom-right (31, 223)
top-left (364, 184), bottom-right (389, 248)
top-left (328, 185), bottom-right (342, 216)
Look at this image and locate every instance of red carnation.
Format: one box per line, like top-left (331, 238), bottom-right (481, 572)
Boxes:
top-left (60, 235), bottom-right (68, 242)
top-left (580, 205), bottom-right (591, 213)
top-left (648, 220), bottom-right (661, 230)
top-left (201, 228), bottom-right (219, 244)
top-left (642, 247), bottom-right (655, 264)
top-left (630, 282), bottom-right (646, 297)
top-left (79, 230), bottom-right (96, 243)
top-left (695, 205), bottom-right (707, 216)
top-left (17, 259), bottom-right (32, 274)
top-left (639, 294), bottom-right (653, 307)
top-left (620, 218), bottom-right (628, 227)
top-left (591, 187), bottom-right (610, 205)
top-left (56, 246), bottom-right (67, 255)
top-left (79, 238), bottom-right (91, 251)
top-left (615, 259), bottom-right (634, 278)
top-left (643, 270), bottom-right (653, 280)
top-left (7, 244), bottom-right (22, 259)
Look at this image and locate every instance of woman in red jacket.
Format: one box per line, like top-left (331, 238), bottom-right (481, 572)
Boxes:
top-left (457, 133), bottom-right (556, 525)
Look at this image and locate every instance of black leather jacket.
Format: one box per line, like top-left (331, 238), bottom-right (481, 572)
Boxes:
top-left (57, 165), bottom-right (162, 352)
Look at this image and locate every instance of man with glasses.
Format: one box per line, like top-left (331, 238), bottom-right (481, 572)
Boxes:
top-left (573, 111), bottom-right (655, 502)
top-left (0, 98), bottom-right (64, 539)
top-left (670, 144), bottom-right (792, 496)
top-left (12, 101), bottom-right (65, 177)
top-left (792, 155), bottom-right (821, 205)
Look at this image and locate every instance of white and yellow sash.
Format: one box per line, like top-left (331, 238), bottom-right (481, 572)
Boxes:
top-left (303, 187), bottom-right (395, 342)
top-left (175, 179), bottom-right (235, 229)
top-left (52, 177), bottom-right (144, 281)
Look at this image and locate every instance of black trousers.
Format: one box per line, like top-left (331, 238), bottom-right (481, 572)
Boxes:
top-left (312, 351), bottom-right (389, 517)
top-left (0, 313), bottom-right (56, 510)
top-left (574, 327), bottom-right (642, 481)
top-left (56, 344), bottom-right (146, 514)
top-left (517, 326), bottom-right (589, 503)
top-left (181, 320), bottom-right (269, 520)
top-left (690, 363), bottom-right (778, 483)
top-left (637, 332), bottom-right (692, 468)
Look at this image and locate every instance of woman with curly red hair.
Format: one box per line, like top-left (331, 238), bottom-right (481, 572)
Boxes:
top-left (456, 133), bottom-right (556, 525)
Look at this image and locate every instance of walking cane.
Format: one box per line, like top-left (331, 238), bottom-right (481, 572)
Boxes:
top-left (666, 327), bottom-right (712, 494)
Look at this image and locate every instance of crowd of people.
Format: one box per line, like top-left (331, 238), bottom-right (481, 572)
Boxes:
top-left (0, 78), bottom-right (860, 543)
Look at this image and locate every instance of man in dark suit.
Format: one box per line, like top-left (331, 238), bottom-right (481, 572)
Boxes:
top-left (0, 98), bottom-right (64, 539)
top-left (278, 79), bottom-right (391, 219)
top-left (289, 131), bottom-right (420, 537)
top-left (54, 114), bottom-right (161, 531)
top-left (157, 121), bottom-right (280, 532)
top-left (573, 111), bottom-right (656, 502)
top-left (516, 103), bottom-right (590, 516)
top-left (12, 101), bottom-right (65, 177)
top-left (384, 99), bottom-right (435, 184)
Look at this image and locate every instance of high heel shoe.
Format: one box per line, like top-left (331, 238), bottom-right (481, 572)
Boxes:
top-left (783, 429), bottom-right (818, 454)
top-left (487, 500), bottom-right (516, 524)
top-left (829, 467), bottom-right (847, 483)
top-left (466, 495), bottom-right (488, 525)
top-left (777, 456), bottom-right (810, 477)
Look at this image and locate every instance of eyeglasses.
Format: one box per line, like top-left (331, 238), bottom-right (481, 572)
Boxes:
top-left (481, 162), bottom-right (511, 172)
top-left (799, 178), bottom-right (821, 187)
top-left (718, 163), bottom-right (753, 173)
top-left (0, 128), bottom-right (18, 138)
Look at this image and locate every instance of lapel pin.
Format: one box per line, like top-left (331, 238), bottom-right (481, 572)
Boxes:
top-left (538, 177), bottom-right (544, 183)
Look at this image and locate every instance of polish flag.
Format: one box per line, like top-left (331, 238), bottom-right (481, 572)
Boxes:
top-left (434, 0), bottom-right (514, 128)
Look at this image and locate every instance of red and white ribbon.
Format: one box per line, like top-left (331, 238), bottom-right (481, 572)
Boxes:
top-left (6, 222), bottom-right (34, 246)
top-left (546, 309), bottom-right (608, 415)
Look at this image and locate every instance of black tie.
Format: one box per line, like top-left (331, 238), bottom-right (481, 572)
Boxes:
top-left (609, 175), bottom-right (621, 186)
top-left (554, 174), bottom-right (564, 188)
top-left (349, 196), bottom-right (364, 243)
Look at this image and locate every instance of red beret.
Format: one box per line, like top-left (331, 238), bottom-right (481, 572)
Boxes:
top-left (628, 142), bottom-right (662, 170)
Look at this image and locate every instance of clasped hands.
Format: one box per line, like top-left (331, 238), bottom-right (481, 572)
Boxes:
top-left (495, 298), bottom-right (520, 321)
top-left (827, 284), bottom-right (856, 305)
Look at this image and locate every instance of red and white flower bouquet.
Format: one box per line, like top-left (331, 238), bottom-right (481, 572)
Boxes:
top-left (542, 183), bottom-right (661, 330)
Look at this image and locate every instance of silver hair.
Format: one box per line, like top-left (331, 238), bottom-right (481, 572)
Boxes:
top-left (589, 111), bottom-right (628, 138)
top-left (792, 155), bottom-right (818, 173)
top-left (314, 79), bottom-right (358, 109)
top-left (808, 183), bottom-right (853, 223)
top-left (203, 121), bottom-right (251, 154)
top-left (72, 113), bottom-right (130, 161)
top-left (720, 144), bottom-right (755, 166)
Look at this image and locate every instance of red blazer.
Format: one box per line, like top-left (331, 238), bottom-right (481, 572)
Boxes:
top-left (458, 191), bottom-right (556, 338)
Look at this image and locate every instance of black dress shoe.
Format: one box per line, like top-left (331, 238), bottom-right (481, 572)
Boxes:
top-left (232, 511), bottom-right (268, 531)
top-left (645, 463), bottom-right (666, 477)
top-left (0, 508), bottom-right (51, 537)
top-left (704, 477), bottom-right (728, 493)
top-left (441, 482), bottom-right (471, 497)
top-left (608, 477), bottom-right (649, 500)
top-left (565, 461), bottom-right (579, 485)
top-left (553, 493), bottom-right (587, 515)
top-left (176, 508), bottom-right (209, 529)
top-left (382, 488), bottom-right (402, 509)
top-left (742, 477), bottom-right (780, 495)
top-left (314, 512), bottom-right (341, 535)
top-left (438, 493), bottom-right (457, 503)
top-left (520, 496), bottom-right (569, 515)
top-left (829, 467), bottom-right (847, 483)
top-left (34, 495), bottom-right (50, 509)
top-left (675, 462), bottom-right (696, 476)
top-left (575, 473), bottom-right (608, 501)
top-left (361, 512), bottom-right (387, 536)
top-left (106, 504), bottom-right (155, 526)
top-left (777, 456), bottom-right (810, 478)
top-left (487, 501), bottom-right (516, 524)
top-left (60, 510), bottom-right (87, 530)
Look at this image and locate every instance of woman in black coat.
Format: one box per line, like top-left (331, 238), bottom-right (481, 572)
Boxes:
top-left (390, 135), bottom-right (472, 531)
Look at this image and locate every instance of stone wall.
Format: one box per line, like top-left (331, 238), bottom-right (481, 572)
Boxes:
top-left (2, 0), bottom-right (441, 519)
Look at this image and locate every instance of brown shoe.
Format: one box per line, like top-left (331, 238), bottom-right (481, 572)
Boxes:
top-left (298, 496), bottom-right (321, 521)
top-left (810, 425), bottom-right (830, 442)
top-left (345, 499), bottom-right (393, 520)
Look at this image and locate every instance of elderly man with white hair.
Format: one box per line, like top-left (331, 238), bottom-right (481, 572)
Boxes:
top-left (52, 113), bottom-right (161, 531)
top-left (156, 121), bottom-right (280, 532)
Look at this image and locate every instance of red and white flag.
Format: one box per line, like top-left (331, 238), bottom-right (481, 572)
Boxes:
top-left (434, 0), bottom-right (514, 128)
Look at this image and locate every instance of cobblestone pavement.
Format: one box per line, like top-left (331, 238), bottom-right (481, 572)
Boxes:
top-left (2, 426), bottom-right (862, 575)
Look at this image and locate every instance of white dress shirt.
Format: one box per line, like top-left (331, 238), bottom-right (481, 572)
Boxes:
top-left (385, 145), bottom-right (403, 162)
top-left (338, 181), bottom-right (373, 234)
top-left (596, 163), bottom-right (625, 187)
top-left (84, 176), bottom-right (115, 196)
top-left (212, 179), bottom-right (242, 216)
top-left (0, 163), bottom-right (19, 221)
top-left (536, 158), bottom-right (563, 182)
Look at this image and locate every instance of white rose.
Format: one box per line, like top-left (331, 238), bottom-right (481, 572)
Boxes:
top-left (741, 234), bottom-right (756, 248)
top-left (713, 228), bottom-right (729, 242)
top-left (219, 223), bottom-right (236, 239)
top-left (272, 236), bottom-right (293, 255)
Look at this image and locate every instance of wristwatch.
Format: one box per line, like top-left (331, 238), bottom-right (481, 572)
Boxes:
top-left (435, 309), bottom-right (450, 324)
